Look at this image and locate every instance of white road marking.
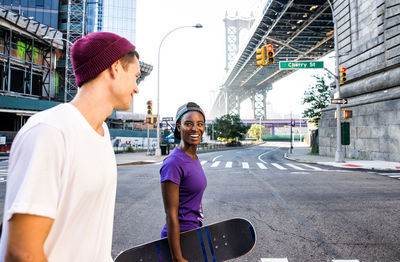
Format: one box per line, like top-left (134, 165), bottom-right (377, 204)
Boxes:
top-left (285, 163), bottom-right (305, 170)
top-left (225, 161), bottom-right (232, 168)
top-left (300, 163), bottom-right (326, 171)
top-left (260, 259), bottom-right (288, 262)
top-left (332, 260), bottom-right (359, 262)
top-left (257, 163), bottom-right (267, 169)
top-left (257, 148), bottom-right (280, 164)
top-left (271, 163), bottom-right (287, 170)
top-left (211, 161), bottom-right (220, 167)
top-left (388, 174), bottom-right (400, 178)
top-left (212, 155), bottom-right (222, 162)
top-left (201, 160), bottom-right (207, 165)
top-left (242, 162), bottom-right (249, 169)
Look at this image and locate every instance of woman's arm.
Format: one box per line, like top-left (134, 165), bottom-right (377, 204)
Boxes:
top-left (161, 181), bottom-right (188, 262)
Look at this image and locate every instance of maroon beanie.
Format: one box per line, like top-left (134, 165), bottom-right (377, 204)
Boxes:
top-left (71, 32), bottom-right (136, 87)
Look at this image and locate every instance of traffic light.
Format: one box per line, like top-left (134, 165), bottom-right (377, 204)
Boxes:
top-left (256, 46), bottom-right (265, 66)
top-left (335, 109), bottom-right (353, 120)
top-left (147, 100), bottom-right (152, 115)
top-left (339, 67), bottom-right (346, 85)
top-left (266, 44), bottom-right (274, 64)
top-left (343, 109), bottom-right (352, 119)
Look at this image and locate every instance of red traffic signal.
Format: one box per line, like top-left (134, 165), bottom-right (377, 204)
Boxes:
top-left (339, 67), bottom-right (346, 85)
top-left (266, 44), bottom-right (274, 64)
top-left (147, 100), bottom-right (152, 115)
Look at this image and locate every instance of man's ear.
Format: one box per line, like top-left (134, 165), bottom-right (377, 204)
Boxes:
top-left (109, 60), bottom-right (121, 79)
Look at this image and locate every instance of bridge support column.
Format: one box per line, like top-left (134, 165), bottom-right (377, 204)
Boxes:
top-left (252, 85), bottom-right (271, 119)
top-left (225, 89), bottom-right (240, 116)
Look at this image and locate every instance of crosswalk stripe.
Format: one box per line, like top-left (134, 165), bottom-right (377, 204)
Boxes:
top-left (257, 163), bottom-right (267, 169)
top-left (210, 161), bottom-right (220, 168)
top-left (271, 163), bottom-right (286, 170)
top-left (285, 163), bottom-right (305, 170)
top-left (225, 161), bottom-right (232, 168)
top-left (260, 259), bottom-right (359, 262)
top-left (300, 163), bottom-right (325, 171)
top-left (242, 162), bottom-right (249, 169)
top-left (332, 260), bottom-right (359, 262)
top-left (201, 160), bottom-right (207, 165)
top-left (261, 259), bottom-right (288, 262)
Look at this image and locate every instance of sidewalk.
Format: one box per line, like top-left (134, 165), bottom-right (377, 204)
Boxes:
top-left (285, 142), bottom-right (400, 172)
top-left (116, 151), bottom-right (166, 166)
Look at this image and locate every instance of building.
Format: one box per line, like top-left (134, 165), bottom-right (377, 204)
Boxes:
top-left (0, 7), bottom-right (63, 152)
top-left (0, 0), bottom-right (59, 28)
top-left (0, 1), bottom-right (155, 152)
top-left (94, 0), bottom-right (136, 44)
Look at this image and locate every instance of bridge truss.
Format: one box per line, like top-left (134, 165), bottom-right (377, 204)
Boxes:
top-left (211, 0), bottom-right (334, 119)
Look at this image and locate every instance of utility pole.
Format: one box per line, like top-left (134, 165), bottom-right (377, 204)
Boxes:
top-left (327, 0), bottom-right (345, 162)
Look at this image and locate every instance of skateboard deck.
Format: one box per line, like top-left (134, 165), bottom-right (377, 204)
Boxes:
top-left (115, 217), bottom-right (256, 262)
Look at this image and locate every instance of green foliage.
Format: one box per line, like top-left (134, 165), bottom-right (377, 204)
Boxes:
top-left (126, 146), bottom-right (134, 152)
top-left (208, 114), bottom-right (248, 141)
top-left (248, 124), bottom-right (265, 139)
top-left (302, 73), bottom-right (333, 124)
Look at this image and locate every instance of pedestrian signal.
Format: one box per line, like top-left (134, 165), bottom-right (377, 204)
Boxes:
top-left (256, 46), bottom-right (265, 66)
top-left (147, 100), bottom-right (152, 115)
top-left (339, 67), bottom-right (346, 85)
top-left (266, 44), bottom-right (274, 64)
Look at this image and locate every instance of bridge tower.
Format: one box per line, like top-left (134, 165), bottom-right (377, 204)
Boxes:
top-left (225, 90), bottom-right (240, 116)
top-left (223, 12), bottom-right (254, 72)
top-left (252, 85), bottom-right (272, 120)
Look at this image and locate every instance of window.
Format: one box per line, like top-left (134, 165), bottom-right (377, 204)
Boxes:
top-left (36, 0), bottom-right (44, 7)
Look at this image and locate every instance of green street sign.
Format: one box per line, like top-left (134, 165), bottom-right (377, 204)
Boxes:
top-left (279, 61), bottom-right (324, 69)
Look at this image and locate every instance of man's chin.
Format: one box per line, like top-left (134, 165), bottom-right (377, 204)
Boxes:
top-left (115, 102), bottom-right (131, 111)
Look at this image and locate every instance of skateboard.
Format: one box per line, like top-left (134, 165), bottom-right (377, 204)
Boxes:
top-left (114, 217), bottom-right (256, 262)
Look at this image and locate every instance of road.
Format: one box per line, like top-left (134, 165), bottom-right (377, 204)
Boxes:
top-left (0, 144), bottom-right (399, 261)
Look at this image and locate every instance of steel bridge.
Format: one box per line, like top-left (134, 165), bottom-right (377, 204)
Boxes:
top-left (210, 0), bottom-right (335, 120)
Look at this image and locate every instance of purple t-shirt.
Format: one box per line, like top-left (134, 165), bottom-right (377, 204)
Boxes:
top-left (160, 148), bottom-right (207, 238)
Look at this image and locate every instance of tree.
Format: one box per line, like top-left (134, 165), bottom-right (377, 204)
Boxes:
top-left (302, 73), bottom-right (333, 125)
top-left (208, 114), bottom-right (248, 142)
top-left (247, 124), bottom-right (265, 139)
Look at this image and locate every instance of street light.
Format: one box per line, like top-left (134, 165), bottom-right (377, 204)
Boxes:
top-left (43, 36), bottom-right (74, 103)
top-left (155, 23), bottom-right (203, 156)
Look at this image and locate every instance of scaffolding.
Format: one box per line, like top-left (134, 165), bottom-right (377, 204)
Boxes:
top-left (59, 0), bottom-right (87, 102)
top-left (0, 7), bottom-right (62, 99)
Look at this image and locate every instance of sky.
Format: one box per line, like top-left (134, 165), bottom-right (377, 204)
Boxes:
top-left (134, 0), bottom-right (335, 120)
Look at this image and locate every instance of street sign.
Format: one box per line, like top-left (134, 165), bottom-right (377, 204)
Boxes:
top-left (290, 120), bottom-right (295, 127)
top-left (162, 117), bottom-right (173, 121)
top-left (279, 61), bottom-right (324, 69)
top-left (331, 98), bottom-right (348, 104)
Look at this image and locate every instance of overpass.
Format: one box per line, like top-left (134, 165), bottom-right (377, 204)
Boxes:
top-left (211, 0), bottom-right (335, 119)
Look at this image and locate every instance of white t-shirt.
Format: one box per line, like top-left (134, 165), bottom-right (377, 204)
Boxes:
top-left (0, 103), bottom-right (117, 262)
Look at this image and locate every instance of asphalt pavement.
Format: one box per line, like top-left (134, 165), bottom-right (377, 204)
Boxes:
top-left (1, 141), bottom-right (399, 171)
top-left (114, 142), bottom-right (400, 172)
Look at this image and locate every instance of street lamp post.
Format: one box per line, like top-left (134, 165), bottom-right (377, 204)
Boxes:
top-left (155, 24), bottom-right (203, 156)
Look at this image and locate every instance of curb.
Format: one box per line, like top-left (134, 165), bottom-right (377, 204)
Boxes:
top-left (285, 152), bottom-right (400, 173)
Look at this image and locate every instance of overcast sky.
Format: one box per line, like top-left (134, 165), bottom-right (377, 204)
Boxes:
top-left (134, 0), bottom-right (334, 120)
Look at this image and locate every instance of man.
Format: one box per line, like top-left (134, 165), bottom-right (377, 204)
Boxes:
top-left (0, 32), bottom-right (140, 261)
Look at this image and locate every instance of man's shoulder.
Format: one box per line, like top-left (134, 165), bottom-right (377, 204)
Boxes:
top-left (28, 104), bottom-right (75, 128)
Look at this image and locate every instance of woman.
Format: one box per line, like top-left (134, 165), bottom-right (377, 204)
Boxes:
top-left (160, 102), bottom-right (207, 262)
